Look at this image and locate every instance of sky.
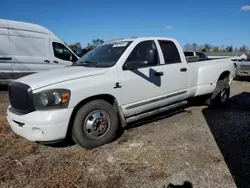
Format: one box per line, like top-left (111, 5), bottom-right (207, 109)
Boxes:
top-left (1, 0), bottom-right (250, 48)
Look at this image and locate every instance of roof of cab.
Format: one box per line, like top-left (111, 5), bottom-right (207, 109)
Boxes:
top-left (0, 19), bottom-right (55, 36)
top-left (107, 37), bottom-right (176, 43)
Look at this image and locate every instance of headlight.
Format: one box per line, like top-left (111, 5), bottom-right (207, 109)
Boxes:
top-left (34, 89), bottom-right (71, 110)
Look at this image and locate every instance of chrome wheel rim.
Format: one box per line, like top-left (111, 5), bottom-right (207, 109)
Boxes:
top-left (221, 89), bottom-right (228, 103)
top-left (83, 110), bottom-right (111, 139)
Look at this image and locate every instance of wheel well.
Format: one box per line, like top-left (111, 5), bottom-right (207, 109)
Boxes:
top-left (218, 71), bottom-right (230, 81)
top-left (65, 94), bottom-right (120, 141)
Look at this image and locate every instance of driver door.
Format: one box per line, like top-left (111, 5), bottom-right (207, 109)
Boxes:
top-left (118, 40), bottom-right (169, 117)
top-left (49, 40), bottom-right (78, 66)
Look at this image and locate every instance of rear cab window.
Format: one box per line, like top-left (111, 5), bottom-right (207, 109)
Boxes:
top-left (157, 40), bottom-right (181, 64)
top-left (184, 51), bottom-right (195, 57)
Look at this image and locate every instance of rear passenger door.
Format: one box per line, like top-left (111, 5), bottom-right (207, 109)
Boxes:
top-left (49, 40), bottom-right (78, 66)
top-left (156, 40), bottom-right (189, 105)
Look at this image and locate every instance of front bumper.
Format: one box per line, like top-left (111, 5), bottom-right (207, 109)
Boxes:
top-left (6, 106), bottom-right (74, 142)
top-left (236, 69), bottom-right (250, 77)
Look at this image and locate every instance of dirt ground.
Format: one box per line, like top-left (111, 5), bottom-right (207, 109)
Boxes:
top-left (1, 81), bottom-right (250, 188)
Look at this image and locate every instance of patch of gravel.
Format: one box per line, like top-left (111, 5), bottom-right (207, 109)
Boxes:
top-left (0, 92), bottom-right (9, 116)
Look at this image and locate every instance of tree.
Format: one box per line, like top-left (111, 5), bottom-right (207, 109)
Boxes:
top-left (204, 43), bottom-right (212, 52)
top-left (86, 43), bottom-right (94, 50)
top-left (201, 48), bottom-right (207, 52)
top-left (220, 45), bottom-right (225, 52)
top-left (239, 45), bottom-right (249, 53)
top-left (212, 46), bottom-right (221, 52)
top-left (197, 45), bottom-right (204, 52)
top-left (183, 43), bottom-right (198, 51)
top-left (92, 39), bottom-right (104, 47)
top-left (183, 43), bottom-right (192, 51)
top-left (191, 43), bottom-right (198, 51)
top-left (68, 42), bottom-right (82, 51)
top-left (225, 45), bottom-right (233, 52)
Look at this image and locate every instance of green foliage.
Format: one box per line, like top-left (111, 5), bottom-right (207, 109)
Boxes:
top-left (225, 45), bottom-right (233, 52)
top-left (92, 39), bottom-right (104, 47)
top-left (239, 45), bottom-right (249, 53)
top-left (183, 43), bottom-right (249, 53)
top-left (183, 43), bottom-right (198, 51)
top-left (68, 42), bottom-right (82, 51)
top-left (212, 46), bottom-right (220, 52)
top-left (204, 43), bottom-right (212, 52)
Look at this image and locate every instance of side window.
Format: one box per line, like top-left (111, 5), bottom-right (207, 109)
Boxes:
top-left (196, 52), bottom-right (206, 60)
top-left (184, 51), bottom-right (194, 57)
top-left (158, 40), bottom-right (181, 64)
top-left (200, 53), bottom-right (206, 59)
top-left (52, 42), bottom-right (77, 62)
top-left (126, 40), bottom-right (159, 67)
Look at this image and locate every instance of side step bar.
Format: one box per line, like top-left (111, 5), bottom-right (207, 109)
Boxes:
top-left (126, 100), bottom-right (188, 123)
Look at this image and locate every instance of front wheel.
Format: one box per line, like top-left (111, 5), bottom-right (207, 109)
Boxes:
top-left (72, 99), bottom-right (119, 149)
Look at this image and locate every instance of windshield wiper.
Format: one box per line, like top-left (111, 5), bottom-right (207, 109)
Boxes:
top-left (76, 60), bottom-right (99, 67)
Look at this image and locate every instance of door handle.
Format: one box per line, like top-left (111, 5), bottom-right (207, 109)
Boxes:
top-left (180, 68), bottom-right (187, 72)
top-left (154, 72), bottom-right (164, 76)
top-left (0, 57), bottom-right (12, 60)
top-left (44, 60), bottom-right (50, 63)
top-left (53, 61), bottom-right (59, 64)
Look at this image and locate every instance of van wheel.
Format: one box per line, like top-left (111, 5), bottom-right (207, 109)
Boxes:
top-left (72, 99), bottom-right (119, 149)
top-left (205, 79), bottom-right (230, 107)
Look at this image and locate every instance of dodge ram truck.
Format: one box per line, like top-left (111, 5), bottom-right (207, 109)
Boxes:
top-left (6, 37), bottom-right (235, 149)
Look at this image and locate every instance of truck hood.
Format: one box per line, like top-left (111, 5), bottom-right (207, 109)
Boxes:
top-left (16, 66), bottom-right (108, 90)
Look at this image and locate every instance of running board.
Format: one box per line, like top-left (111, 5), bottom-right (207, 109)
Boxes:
top-left (126, 100), bottom-right (188, 123)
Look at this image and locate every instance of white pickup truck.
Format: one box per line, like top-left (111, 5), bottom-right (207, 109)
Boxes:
top-left (6, 37), bottom-right (235, 149)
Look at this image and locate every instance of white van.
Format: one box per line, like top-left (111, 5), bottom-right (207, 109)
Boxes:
top-left (0, 19), bottom-right (79, 84)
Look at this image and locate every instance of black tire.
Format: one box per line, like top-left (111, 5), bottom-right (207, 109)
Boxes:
top-left (235, 76), bottom-right (240, 81)
top-left (72, 99), bottom-right (119, 149)
top-left (205, 78), bottom-right (230, 108)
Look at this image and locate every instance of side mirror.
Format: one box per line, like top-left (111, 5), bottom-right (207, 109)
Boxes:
top-left (125, 61), bottom-right (149, 70)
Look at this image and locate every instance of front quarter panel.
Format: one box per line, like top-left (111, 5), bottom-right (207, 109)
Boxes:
top-left (32, 67), bottom-right (121, 108)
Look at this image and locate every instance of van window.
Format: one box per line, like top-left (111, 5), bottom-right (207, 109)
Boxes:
top-left (9, 36), bottom-right (47, 57)
top-left (52, 42), bottom-right (77, 62)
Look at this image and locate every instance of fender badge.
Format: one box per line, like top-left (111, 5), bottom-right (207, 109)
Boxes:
top-left (114, 82), bottom-right (122, 89)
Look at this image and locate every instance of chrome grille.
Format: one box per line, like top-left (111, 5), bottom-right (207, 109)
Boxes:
top-left (240, 65), bottom-right (250, 70)
top-left (8, 82), bottom-right (35, 114)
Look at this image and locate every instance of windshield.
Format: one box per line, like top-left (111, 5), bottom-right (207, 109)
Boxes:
top-left (74, 41), bottom-right (132, 68)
